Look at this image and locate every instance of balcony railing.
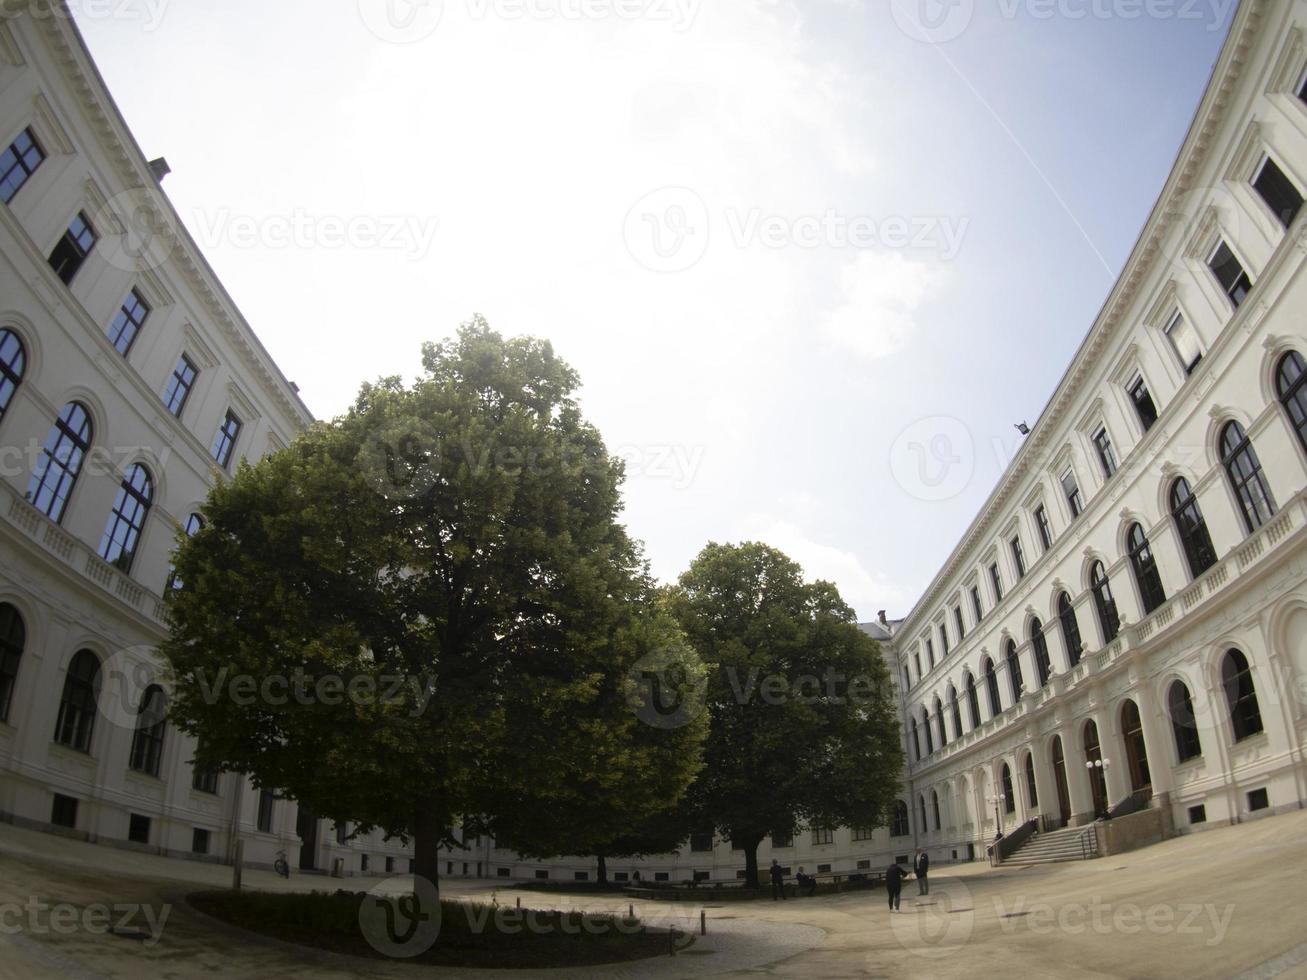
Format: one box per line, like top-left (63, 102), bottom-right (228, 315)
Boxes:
top-left (907, 491), bottom-right (1307, 775)
top-left (2, 479), bottom-right (170, 630)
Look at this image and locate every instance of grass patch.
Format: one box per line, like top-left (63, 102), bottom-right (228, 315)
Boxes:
top-left (188, 889), bottom-right (676, 968)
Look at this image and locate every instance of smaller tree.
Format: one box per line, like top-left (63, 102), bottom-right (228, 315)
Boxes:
top-left (668, 542), bottom-right (903, 887)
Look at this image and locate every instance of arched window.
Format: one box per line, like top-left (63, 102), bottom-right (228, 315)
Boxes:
top-left (964, 671), bottom-right (980, 729)
top-left (1024, 752), bottom-right (1038, 808)
top-left (1001, 763), bottom-right (1015, 814)
top-left (1168, 680), bottom-right (1202, 762)
top-left (1058, 592), bottom-right (1082, 667)
top-left (0, 603), bottom-right (25, 723)
top-left (1090, 561), bottom-right (1120, 643)
top-left (54, 650), bottom-right (100, 752)
top-left (919, 794), bottom-right (928, 831)
top-left (1221, 648), bottom-right (1263, 741)
top-left (1005, 639), bottom-right (1023, 702)
top-left (934, 695), bottom-right (947, 747)
top-left (166, 512), bottom-right (204, 592)
top-left (1121, 699), bottom-right (1151, 792)
top-left (890, 800), bottom-right (909, 837)
top-left (922, 706), bottom-right (934, 754)
top-left (1221, 421), bottom-right (1276, 533)
top-left (910, 716), bottom-right (921, 761)
top-left (1170, 478), bottom-right (1216, 579)
top-left (1127, 523), bottom-right (1166, 615)
top-left (983, 656), bottom-right (1001, 716)
top-left (1276, 350), bottom-right (1307, 454)
top-left (0, 328), bottom-right (26, 424)
top-left (932, 790), bottom-right (942, 830)
top-left (27, 402), bottom-right (92, 523)
top-left (98, 464), bottom-right (153, 574)
top-left (949, 687), bottom-right (963, 740)
top-left (128, 684), bottom-right (166, 777)
top-left (1031, 619), bottom-right (1051, 688)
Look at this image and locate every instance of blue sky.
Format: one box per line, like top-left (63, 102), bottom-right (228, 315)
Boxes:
top-left (75, 0), bottom-right (1235, 620)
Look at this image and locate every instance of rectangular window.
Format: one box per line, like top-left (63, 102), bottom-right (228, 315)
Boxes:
top-left (939, 622), bottom-right (949, 656)
top-left (1010, 536), bottom-right (1026, 579)
top-left (51, 793), bottom-right (78, 829)
top-left (1035, 505), bottom-right (1053, 551)
top-left (690, 831), bottom-right (714, 852)
top-left (1128, 376), bottom-right (1158, 432)
top-left (1188, 804), bottom-right (1206, 825)
top-left (653, 872), bottom-right (669, 882)
top-left (953, 605), bottom-right (965, 641)
top-left (913, 652), bottom-right (922, 680)
top-left (128, 813), bottom-right (151, 844)
top-left (817, 863), bottom-right (832, 874)
top-left (971, 586), bottom-right (983, 622)
top-left (106, 289), bottom-right (150, 356)
top-left (1248, 788), bottom-right (1269, 812)
top-left (1061, 468), bottom-right (1084, 518)
top-left (771, 832), bottom-right (793, 848)
top-left (386, 856), bottom-right (395, 873)
top-left (852, 827), bottom-right (875, 841)
top-left (162, 355), bottom-right (198, 417)
top-left (257, 790), bottom-right (275, 833)
top-left (192, 765), bottom-right (219, 795)
top-left (0, 127), bottom-right (45, 203)
top-left (693, 870), bottom-right (710, 882)
top-left (337, 822), bottom-right (351, 845)
top-left (192, 828), bottom-right (210, 854)
top-left (1252, 156), bottom-right (1303, 228)
top-left (811, 826), bottom-right (833, 846)
top-left (989, 562), bottom-right (1003, 602)
top-left (1299, 68), bottom-right (1307, 104)
top-left (925, 639), bottom-right (935, 670)
top-left (211, 410), bottom-right (242, 469)
top-left (857, 859), bottom-right (871, 870)
top-left (535, 869), bottom-right (549, 880)
top-left (1092, 426), bottom-right (1118, 478)
top-left (613, 871), bottom-right (628, 882)
top-left (1164, 312), bottom-right (1203, 374)
top-left (362, 855), bottom-right (370, 872)
top-left (1207, 240), bottom-right (1251, 308)
top-left (48, 212), bottom-right (97, 285)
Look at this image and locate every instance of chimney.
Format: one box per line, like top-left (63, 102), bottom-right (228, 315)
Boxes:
top-left (878, 610), bottom-right (888, 627)
top-left (148, 157), bottom-right (171, 182)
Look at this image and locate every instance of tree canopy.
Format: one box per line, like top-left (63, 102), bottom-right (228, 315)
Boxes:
top-left (666, 541), bottom-right (903, 886)
top-left (162, 318), bottom-right (704, 887)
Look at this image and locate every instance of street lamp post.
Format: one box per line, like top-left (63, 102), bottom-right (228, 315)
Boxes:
top-left (986, 793), bottom-right (1007, 865)
top-left (1085, 758), bottom-right (1111, 818)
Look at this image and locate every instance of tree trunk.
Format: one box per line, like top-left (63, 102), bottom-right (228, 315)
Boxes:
top-left (596, 853), bottom-right (608, 886)
top-left (741, 832), bottom-right (765, 888)
top-left (412, 796), bottom-right (443, 898)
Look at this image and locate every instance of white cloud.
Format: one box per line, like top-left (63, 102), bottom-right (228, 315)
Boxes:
top-left (822, 250), bottom-right (946, 359)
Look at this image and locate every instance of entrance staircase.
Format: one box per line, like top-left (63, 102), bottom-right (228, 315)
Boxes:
top-left (1000, 824), bottom-right (1099, 867)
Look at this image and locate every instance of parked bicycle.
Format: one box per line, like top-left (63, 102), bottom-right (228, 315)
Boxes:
top-left (273, 849), bottom-right (291, 879)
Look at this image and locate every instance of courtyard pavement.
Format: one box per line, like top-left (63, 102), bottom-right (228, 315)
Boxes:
top-left (2, 808), bottom-right (1307, 978)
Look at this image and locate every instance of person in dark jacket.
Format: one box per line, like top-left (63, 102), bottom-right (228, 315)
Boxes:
top-left (914, 848), bottom-right (930, 895)
top-left (770, 859), bottom-right (786, 901)
top-left (885, 862), bottom-right (906, 911)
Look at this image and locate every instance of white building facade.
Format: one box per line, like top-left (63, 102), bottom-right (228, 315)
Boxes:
top-left (0, 2), bottom-right (410, 876)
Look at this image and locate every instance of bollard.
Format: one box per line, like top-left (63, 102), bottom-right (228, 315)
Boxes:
top-left (700, 909), bottom-right (706, 936)
top-left (516, 897), bottom-right (521, 909)
top-left (628, 903), bottom-right (634, 919)
top-left (231, 839), bottom-right (244, 892)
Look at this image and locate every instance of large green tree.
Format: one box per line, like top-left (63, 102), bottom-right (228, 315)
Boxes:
top-left (162, 318), bottom-right (703, 890)
top-left (667, 542), bottom-right (903, 887)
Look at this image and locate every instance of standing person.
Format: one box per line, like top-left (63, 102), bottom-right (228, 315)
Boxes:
top-left (885, 861), bottom-right (906, 912)
top-left (770, 859), bottom-right (787, 901)
top-left (914, 848), bottom-right (930, 895)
